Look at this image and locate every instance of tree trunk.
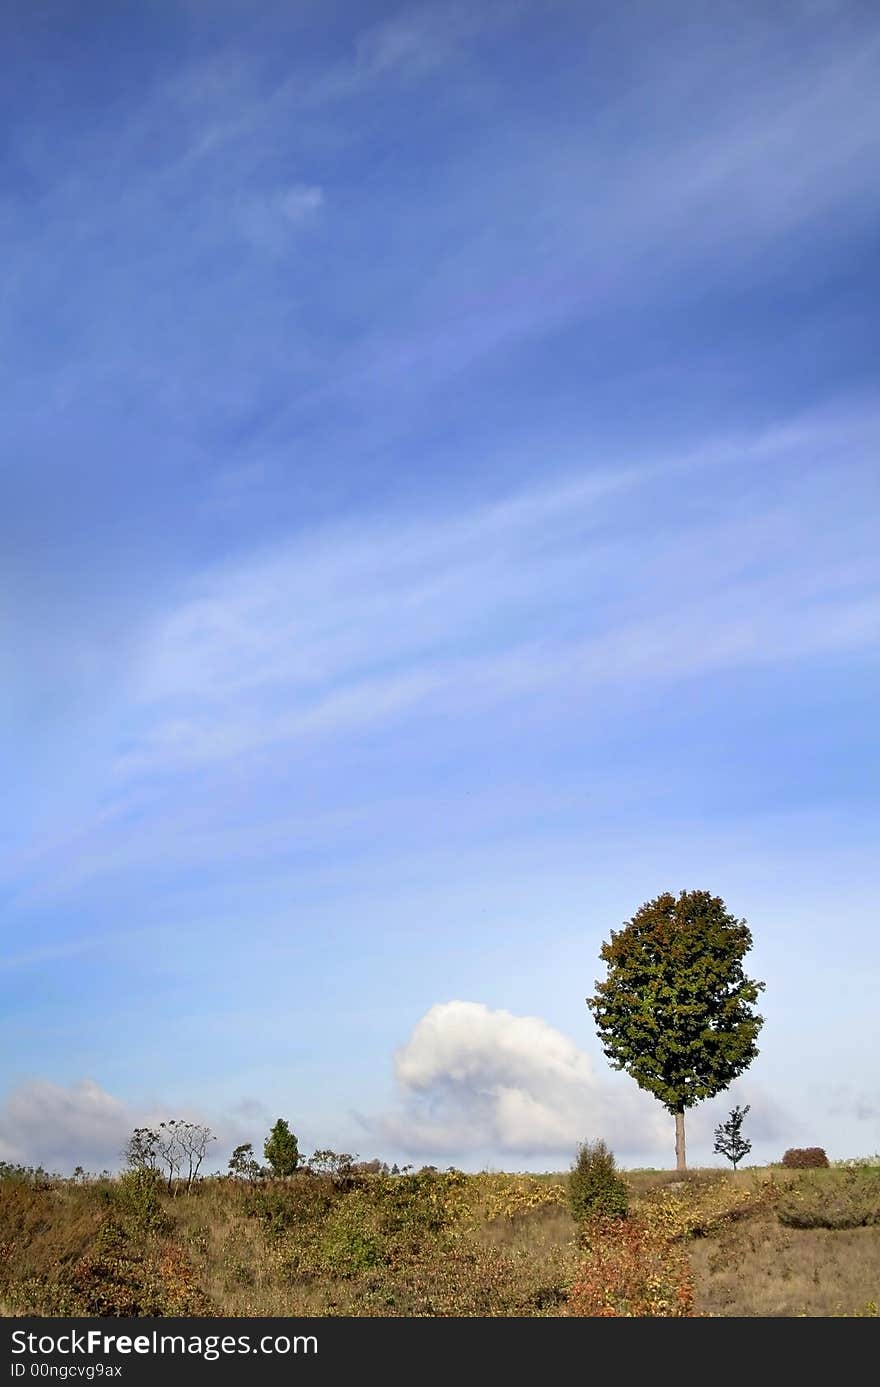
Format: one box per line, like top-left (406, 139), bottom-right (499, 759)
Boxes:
top-left (674, 1108), bottom-right (687, 1173)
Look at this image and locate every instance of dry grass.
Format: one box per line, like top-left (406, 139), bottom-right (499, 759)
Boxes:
top-left (1, 1165), bottom-right (877, 1317)
top-left (0, 1179), bottom-right (107, 1272)
top-left (692, 1210), bottom-right (880, 1316)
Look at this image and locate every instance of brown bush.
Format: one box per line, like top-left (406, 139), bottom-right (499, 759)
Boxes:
top-left (782, 1148), bottom-right (830, 1169)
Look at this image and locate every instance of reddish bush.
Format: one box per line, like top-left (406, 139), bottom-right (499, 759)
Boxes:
top-left (566, 1214), bottom-right (696, 1317)
top-left (781, 1148), bottom-right (830, 1169)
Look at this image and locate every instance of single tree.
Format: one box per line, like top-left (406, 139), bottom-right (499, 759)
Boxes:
top-left (123, 1126), bottom-right (159, 1172)
top-left (155, 1122), bottom-right (183, 1194)
top-left (714, 1104), bottom-right (751, 1171)
top-left (264, 1118), bottom-right (300, 1178)
top-left (175, 1121), bottom-right (216, 1192)
top-left (587, 890), bottom-right (764, 1172)
top-left (228, 1142), bottom-right (266, 1183)
top-left (308, 1149), bottom-right (356, 1177)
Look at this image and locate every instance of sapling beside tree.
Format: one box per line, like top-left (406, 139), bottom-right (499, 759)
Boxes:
top-left (714, 1104), bottom-right (752, 1171)
top-left (587, 890), bottom-right (765, 1173)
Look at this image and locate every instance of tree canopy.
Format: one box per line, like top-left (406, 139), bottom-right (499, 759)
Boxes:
top-left (263, 1118), bottom-right (300, 1177)
top-left (586, 890), bottom-right (764, 1169)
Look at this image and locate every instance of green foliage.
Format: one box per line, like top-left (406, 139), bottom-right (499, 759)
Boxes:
top-left (263, 1119), bottom-right (300, 1178)
top-left (587, 890), bottom-right (765, 1113)
top-left (568, 1140), bottom-right (628, 1222)
top-left (123, 1127), bottom-right (159, 1172)
top-left (714, 1104), bottom-right (752, 1170)
top-left (373, 1167), bottom-right (470, 1241)
top-left (782, 1147), bottom-right (829, 1169)
top-left (0, 1161), bottom-right (52, 1186)
top-left (247, 1178), bottom-right (339, 1241)
top-left (319, 1192), bottom-right (386, 1276)
top-left (228, 1143), bottom-right (266, 1183)
top-left (309, 1149), bottom-right (356, 1179)
top-left (777, 1169), bottom-right (880, 1228)
top-left (114, 1169), bottom-right (171, 1235)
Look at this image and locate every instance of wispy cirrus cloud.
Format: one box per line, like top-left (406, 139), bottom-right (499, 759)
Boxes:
top-left (4, 3), bottom-right (880, 1172)
top-left (234, 182), bottom-right (324, 255)
top-left (114, 405), bottom-right (880, 779)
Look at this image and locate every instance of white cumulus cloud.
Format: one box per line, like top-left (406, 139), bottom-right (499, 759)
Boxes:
top-left (375, 1000), bottom-right (669, 1160)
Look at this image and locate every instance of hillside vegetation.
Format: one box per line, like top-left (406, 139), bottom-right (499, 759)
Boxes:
top-left (2, 1163), bottom-right (878, 1317)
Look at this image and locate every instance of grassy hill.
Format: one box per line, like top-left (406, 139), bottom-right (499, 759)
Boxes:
top-left (1, 1163), bottom-right (878, 1317)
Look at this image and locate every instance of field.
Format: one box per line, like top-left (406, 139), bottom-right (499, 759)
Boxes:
top-left (1, 1164), bottom-right (878, 1317)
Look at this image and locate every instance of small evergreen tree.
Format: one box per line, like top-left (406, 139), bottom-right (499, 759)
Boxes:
top-left (264, 1119), bottom-right (300, 1177)
top-left (713, 1104), bottom-right (751, 1171)
top-left (569, 1139), bottom-right (628, 1221)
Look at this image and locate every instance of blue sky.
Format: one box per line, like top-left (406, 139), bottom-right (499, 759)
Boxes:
top-left (2, 0), bottom-right (879, 1173)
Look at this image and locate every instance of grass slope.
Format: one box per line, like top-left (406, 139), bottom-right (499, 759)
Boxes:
top-left (1, 1165), bottom-right (877, 1317)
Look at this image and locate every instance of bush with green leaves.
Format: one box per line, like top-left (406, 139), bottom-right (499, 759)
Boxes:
top-left (777, 1168), bottom-right (880, 1228)
top-left (568, 1140), bottom-right (628, 1222)
top-left (114, 1168), bottom-right (171, 1235)
top-left (319, 1192), bottom-right (387, 1276)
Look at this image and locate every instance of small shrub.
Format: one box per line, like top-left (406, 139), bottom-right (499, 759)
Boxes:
top-left (319, 1194), bottom-right (386, 1277)
top-left (569, 1140), bottom-right (628, 1222)
top-left (375, 1168), bottom-right (471, 1239)
top-left (309, 1150), bottom-right (357, 1180)
top-left (246, 1186), bottom-right (300, 1241)
top-left (782, 1148), bottom-right (829, 1169)
top-left (114, 1168), bottom-right (171, 1235)
top-left (567, 1214), bottom-right (695, 1316)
